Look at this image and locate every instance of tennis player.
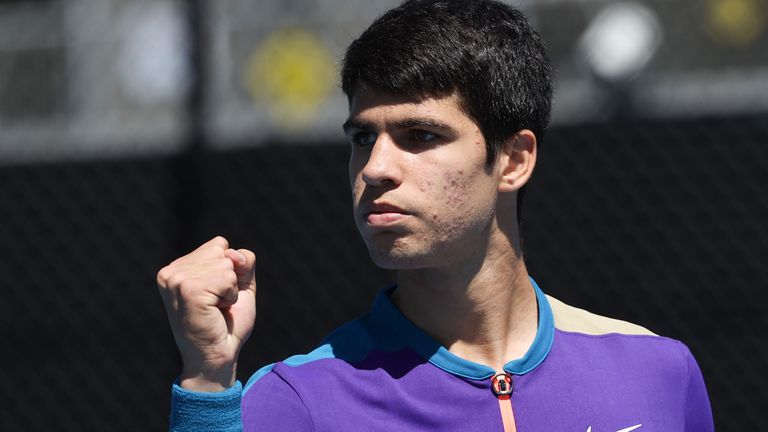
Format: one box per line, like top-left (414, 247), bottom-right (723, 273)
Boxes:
top-left (158, 1), bottom-right (714, 430)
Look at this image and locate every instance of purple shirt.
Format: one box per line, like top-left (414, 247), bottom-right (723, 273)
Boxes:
top-left (171, 280), bottom-right (714, 431)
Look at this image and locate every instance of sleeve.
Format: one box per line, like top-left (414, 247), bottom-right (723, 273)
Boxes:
top-left (241, 368), bottom-right (314, 432)
top-left (169, 380), bottom-right (243, 432)
top-left (682, 347), bottom-right (714, 432)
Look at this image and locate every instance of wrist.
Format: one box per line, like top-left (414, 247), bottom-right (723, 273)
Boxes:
top-left (179, 363), bottom-right (237, 392)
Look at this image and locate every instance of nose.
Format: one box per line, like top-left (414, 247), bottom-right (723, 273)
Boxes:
top-left (360, 136), bottom-right (402, 187)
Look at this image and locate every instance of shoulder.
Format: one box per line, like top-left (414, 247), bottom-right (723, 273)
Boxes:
top-left (545, 294), bottom-right (696, 383)
top-left (546, 294), bottom-right (656, 336)
top-left (545, 294), bottom-right (692, 373)
top-left (239, 315), bottom-right (380, 430)
top-left (240, 311), bottom-right (418, 430)
top-left (243, 311), bottom-right (401, 393)
top-left (539, 296), bottom-right (714, 430)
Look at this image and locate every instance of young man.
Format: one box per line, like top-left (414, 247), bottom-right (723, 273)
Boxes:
top-left (158, 1), bottom-right (714, 430)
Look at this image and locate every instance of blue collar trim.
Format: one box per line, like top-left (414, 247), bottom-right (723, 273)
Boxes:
top-left (370, 277), bottom-right (554, 380)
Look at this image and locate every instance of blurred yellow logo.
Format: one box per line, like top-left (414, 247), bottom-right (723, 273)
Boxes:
top-left (707, 0), bottom-right (766, 46)
top-left (245, 28), bottom-right (336, 130)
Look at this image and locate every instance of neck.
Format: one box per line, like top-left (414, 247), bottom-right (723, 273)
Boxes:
top-left (392, 228), bottom-right (538, 373)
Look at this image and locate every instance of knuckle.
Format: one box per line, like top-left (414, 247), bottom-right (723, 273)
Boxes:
top-left (225, 271), bottom-right (238, 286)
top-left (156, 267), bottom-right (171, 287)
top-left (167, 272), bottom-right (188, 289)
top-left (221, 257), bottom-right (235, 271)
top-left (209, 245), bottom-right (225, 257)
top-left (242, 249), bottom-right (256, 263)
top-left (177, 279), bottom-right (199, 298)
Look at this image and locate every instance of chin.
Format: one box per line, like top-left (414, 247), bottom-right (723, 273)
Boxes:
top-left (369, 253), bottom-right (427, 270)
top-left (366, 242), bottom-right (430, 270)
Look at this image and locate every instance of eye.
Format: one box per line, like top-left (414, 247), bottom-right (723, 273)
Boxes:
top-left (410, 130), bottom-right (438, 143)
top-left (349, 132), bottom-right (377, 147)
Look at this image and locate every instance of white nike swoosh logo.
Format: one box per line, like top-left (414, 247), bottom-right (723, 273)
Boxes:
top-left (586, 424), bottom-right (642, 432)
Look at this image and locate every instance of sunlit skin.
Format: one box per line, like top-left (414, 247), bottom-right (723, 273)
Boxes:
top-left (345, 88), bottom-right (540, 372)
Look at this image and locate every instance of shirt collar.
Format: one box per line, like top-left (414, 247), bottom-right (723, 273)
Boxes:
top-left (370, 277), bottom-right (554, 380)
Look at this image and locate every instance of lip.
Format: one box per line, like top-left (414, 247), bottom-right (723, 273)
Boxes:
top-left (362, 201), bottom-right (410, 226)
top-left (366, 202), bottom-right (407, 214)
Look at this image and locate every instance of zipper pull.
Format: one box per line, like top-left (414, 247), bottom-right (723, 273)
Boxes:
top-left (492, 372), bottom-right (518, 432)
top-left (491, 372), bottom-right (514, 400)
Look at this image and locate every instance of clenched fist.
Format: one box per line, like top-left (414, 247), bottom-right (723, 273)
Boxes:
top-left (157, 236), bottom-right (257, 392)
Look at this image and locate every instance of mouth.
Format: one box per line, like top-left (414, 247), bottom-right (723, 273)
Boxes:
top-left (363, 202), bottom-right (411, 226)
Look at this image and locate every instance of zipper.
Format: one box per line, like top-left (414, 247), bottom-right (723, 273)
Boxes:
top-left (491, 372), bottom-right (517, 432)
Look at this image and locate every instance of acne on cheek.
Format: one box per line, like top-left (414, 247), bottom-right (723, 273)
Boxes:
top-left (418, 179), bottom-right (434, 194)
top-left (443, 171), bottom-right (469, 208)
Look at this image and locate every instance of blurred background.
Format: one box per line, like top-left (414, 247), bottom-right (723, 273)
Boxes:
top-left (1, 0), bottom-right (766, 430)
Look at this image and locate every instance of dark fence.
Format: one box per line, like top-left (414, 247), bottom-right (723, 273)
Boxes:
top-left (2, 115), bottom-right (767, 430)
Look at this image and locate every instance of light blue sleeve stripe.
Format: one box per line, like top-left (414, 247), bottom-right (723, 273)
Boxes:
top-left (243, 315), bottom-right (397, 393)
top-left (242, 363), bottom-right (276, 394)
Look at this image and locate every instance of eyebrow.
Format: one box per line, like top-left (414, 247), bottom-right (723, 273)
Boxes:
top-left (342, 117), bottom-right (458, 135)
top-left (342, 118), bottom-right (373, 134)
top-left (391, 118), bottom-right (457, 134)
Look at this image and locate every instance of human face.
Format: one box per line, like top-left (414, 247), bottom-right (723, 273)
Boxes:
top-left (345, 89), bottom-right (502, 270)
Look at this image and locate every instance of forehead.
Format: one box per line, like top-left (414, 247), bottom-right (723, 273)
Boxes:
top-left (346, 88), bottom-right (473, 128)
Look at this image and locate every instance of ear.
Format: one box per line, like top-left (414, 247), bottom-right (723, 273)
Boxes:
top-left (498, 129), bottom-right (537, 193)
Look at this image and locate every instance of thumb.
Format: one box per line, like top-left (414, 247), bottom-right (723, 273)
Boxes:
top-left (225, 248), bottom-right (256, 292)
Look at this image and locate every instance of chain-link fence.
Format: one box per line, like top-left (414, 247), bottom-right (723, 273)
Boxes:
top-left (2, 116), bottom-right (768, 430)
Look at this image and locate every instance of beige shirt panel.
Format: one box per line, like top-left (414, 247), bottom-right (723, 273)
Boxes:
top-left (546, 295), bottom-right (656, 336)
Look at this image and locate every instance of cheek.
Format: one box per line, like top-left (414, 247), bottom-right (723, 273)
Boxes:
top-left (417, 178), bottom-right (434, 194)
top-left (439, 169), bottom-right (497, 225)
top-left (351, 175), bottom-right (363, 197)
top-left (420, 170), bottom-right (481, 224)
top-left (442, 173), bottom-right (469, 208)
top-left (348, 154), bottom-right (366, 196)
top-left (349, 168), bottom-right (365, 201)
